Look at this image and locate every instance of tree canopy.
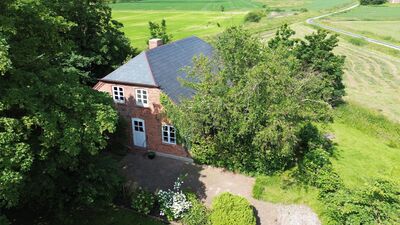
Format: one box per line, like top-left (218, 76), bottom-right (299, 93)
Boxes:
top-left (0, 0), bottom-right (129, 221)
top-left (162, 26), bottom-right (342, 173)
top-left (148, 19), bottom-right (173, 45)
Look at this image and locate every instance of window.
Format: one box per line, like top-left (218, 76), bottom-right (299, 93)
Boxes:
top-left (162, 125), bottom-right (176, 144)
top-left (112, 86), bottom-right (125, 103)
top-left (136, 89), bottom-right (149, 107)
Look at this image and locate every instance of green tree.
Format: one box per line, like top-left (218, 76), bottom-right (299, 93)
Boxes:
top-left (162, 27), bottom-right (333, 173)
top-left (44, 0), bottom-right (135, 83)
top-left (0, 0), bottom-right (122, 220)
top-left (148, 19), bottom-right (172, 45)
top-left (269, 25), bottom-right (345, 106)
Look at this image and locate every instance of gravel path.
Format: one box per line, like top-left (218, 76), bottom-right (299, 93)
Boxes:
top-left (121, 151), bottom-right (321, 225)
top-left (306, 3), bottom-right (400, 51)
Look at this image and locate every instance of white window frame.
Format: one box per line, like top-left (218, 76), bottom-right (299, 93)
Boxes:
top-left (162, 124), bottom-right (176, 144)
top-left (135, 89), bottom-right (149, 107)
top-left (112, 86), bottom-right (125, 103)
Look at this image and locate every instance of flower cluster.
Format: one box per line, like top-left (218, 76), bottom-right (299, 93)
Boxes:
top-left (157, 177), bottom-right (192, 220)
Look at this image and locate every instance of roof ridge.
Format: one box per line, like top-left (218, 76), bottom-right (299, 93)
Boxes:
top-left (144, 51), bottom-right (158, 87)
top-left (145, 35), bottom-right (200, 53)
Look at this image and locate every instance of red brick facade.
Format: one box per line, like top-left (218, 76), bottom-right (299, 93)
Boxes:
top-left (94, 81), bottom-right (189, 157)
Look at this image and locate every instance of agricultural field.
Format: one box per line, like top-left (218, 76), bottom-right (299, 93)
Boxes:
top-left (112, 10), bottom-right (245, 49)
top-left (256, 0), bottom-right (354, 10)
top-left (111, 0), bottom-right (262, 11)
top-left (320, 4), bottom-right (400, 45)
top-left (111, 0), bottom-right (357, 49)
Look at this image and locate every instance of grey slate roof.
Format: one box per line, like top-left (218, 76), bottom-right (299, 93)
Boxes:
top-left (101, 36), bottom-right (213, 102)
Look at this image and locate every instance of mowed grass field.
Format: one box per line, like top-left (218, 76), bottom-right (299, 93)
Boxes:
top-left (112, 10), bottom-right (245, 49)
top-left (112, 0), bottom-right (262, 11)
top-left (256, 23), bottom-right (400, 222)
top-left (257, 0), bottom-right (354, 10)
top-left (320, 4), bottom-right (400, 45)
top-left (111, 0), bottom-right (358, 49)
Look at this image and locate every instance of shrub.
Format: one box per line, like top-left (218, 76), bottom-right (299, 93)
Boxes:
top-left (348, 37), bottom-right (367, 46)
top-left (326, 178), bottom-right (400, 224)
top-left (131, 187), bottom-right (156, 215)
top-left (0, 215), bottom-right (10, 225)
top-left (360, 0), bottom-right (387, 5)
top-left (157, 177), bottom-right (192, 220)
top-left (210, 193), bottom-right (256, 225)
top-left (244, 11), bottom-right (264, 23)
top-left (181, 193), bottom-right (210, 225)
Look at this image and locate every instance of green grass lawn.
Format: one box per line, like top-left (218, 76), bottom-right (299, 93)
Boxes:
top-left (111, 0), bottom-right (262, 11)
top-left (253, 103), bottom-right (400, 223)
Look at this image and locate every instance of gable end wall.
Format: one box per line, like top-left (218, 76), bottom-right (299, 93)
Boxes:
top-left (95, 81), bottom-right (189, 157)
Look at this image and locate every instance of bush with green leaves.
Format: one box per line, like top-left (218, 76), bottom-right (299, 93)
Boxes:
top-left (210, 193), bottom-right (256, 225)
top-left (326, 179), bottom-right (400, 224)
top-left (131, 187), bottom-right (156, 215)
top-left (244, 11), bottom-right (264, 22)
top-left (182, 193), bottom-right (210, 225)
top-left (157, 177), bottom-right (191, 220)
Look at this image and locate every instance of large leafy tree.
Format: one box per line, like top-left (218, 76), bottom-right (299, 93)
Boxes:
top-left (162, 27), bottom-right (335, 173)
top-left (269, 24), bottom-right (346, 106)
top-left (0, 0), bottom-right (123, 220)
top-left (44, 0), bottom-right (135, 82)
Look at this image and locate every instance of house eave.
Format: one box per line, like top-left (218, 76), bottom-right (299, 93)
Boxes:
top-left (99, 79), bottom-right (160, 88)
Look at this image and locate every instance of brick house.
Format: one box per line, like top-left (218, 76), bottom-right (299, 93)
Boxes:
top-left (94, 36), bottom-right (213, 157)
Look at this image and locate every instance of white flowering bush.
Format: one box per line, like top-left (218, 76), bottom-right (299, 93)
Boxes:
top-left (157, 177), bottom-right (192, 220)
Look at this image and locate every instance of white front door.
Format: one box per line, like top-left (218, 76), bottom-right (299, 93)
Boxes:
top-left (132, 118), bottom-right (146, 148)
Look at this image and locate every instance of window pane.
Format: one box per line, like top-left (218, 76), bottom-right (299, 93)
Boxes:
top-left (113, 87), bottom-right (118, 91)
top-left (163, 126), bottom-right (168, 131)
top-left (143, 100), bottom-right (148, 104)
top-left (119, 87), bottom-right (123, 91)
top-left (170, 127), bottom-right (175, 133)
top-left (170, 138), bottom-right (176, 143)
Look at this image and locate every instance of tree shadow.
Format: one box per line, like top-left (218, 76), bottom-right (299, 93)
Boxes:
top-left (120, 150), bottom-right (207, 200)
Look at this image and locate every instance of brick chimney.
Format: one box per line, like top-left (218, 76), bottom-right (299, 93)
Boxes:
top-left (149, 38), bottom-right (163, 49)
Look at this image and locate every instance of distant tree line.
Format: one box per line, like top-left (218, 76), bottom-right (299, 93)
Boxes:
top-left (360, 0), bottom-right (387, 5)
